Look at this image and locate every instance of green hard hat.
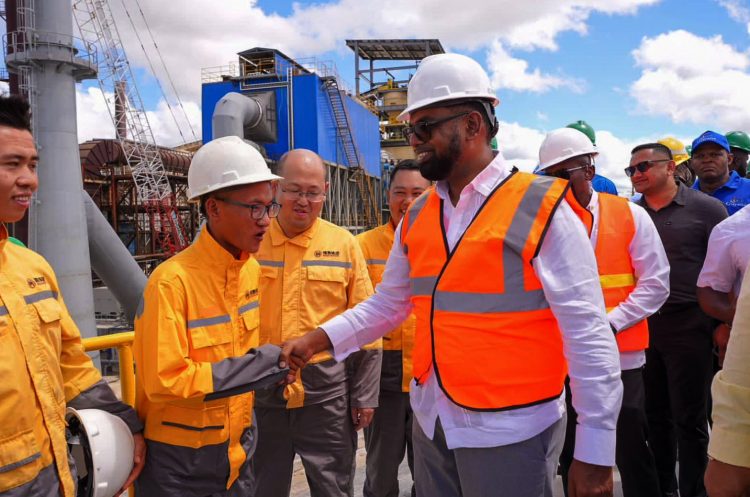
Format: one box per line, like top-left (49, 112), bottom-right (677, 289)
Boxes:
top-left (686, 145), bottom-right (692, 157)
top-left (566, 120), bottom-right (596, 145)
top-left (490, 136), bottom-right (498, 151)
top-left (7, 237), bottom-right (25, 247)
top-left (726, 131), bottom-right (750, 153)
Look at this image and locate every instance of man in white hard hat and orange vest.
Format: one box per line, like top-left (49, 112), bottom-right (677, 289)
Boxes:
top-left (536, 127), bottom-right (670, 497)
top-left (0, 95), bottom-right (145, 497)
top-left (134, 136), bottom-right (289, 496)
top-left (358, 159), bottom-right (430, 497)
top-left (277, 53), bottom-right (623, 497)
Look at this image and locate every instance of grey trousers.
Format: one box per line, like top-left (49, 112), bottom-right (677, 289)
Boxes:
top-left (363, 390), bottom-right (415, 497)
top-left (413, 415), bottom-right (566, 497)
top-left (251, 394), bottom-right (357, 497)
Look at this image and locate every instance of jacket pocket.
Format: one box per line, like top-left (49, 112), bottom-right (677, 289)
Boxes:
top-left (0, 429), bottom-right (41, 474)
top-left (189, 324), bottom-right (233, 363)
top-left (160, 403), bottom-right (228, 447)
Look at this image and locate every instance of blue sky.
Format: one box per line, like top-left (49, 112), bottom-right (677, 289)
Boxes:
top-left (6, 0), bottom-right (750, 189)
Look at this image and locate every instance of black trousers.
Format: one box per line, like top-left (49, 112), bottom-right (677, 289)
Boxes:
top-left (645, 304), bottom-right (713, 497)
top-left (559, 368), bottom-right (661, 497)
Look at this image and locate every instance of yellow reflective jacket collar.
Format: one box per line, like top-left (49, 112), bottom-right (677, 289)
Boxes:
top-left (196, 224), bottom-right (250, 266)
top-left (268, 217), bottom-right (320, 248)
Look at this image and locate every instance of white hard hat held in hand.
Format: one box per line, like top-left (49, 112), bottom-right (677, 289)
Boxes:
top-left (66, 408), bottom-right (135, 497)
top-left (187, 136), bottom-right (282, 200)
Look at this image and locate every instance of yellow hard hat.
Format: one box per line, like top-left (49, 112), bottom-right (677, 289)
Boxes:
top-left (658, 137), bottom-right (689, 166)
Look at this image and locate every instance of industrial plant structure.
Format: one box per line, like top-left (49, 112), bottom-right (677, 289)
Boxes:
top-left (202, 48), bottom-right (382, 231)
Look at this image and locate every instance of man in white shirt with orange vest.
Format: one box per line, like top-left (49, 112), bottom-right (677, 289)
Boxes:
top-left (535, 128), bottom-right (670, 497)
top-left (278, 54), bottom-right (622, 497)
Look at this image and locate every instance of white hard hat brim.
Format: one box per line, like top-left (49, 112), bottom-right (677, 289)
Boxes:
top-left (397, 94), bottom-right (499, 122)
top-left (535, 150), bottom-right (599, 174)
top-left (187, 171), bottom-right (283, 201)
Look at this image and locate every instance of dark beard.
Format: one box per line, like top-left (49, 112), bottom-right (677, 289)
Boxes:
top-left (419, 133), bottom-right (462, 181)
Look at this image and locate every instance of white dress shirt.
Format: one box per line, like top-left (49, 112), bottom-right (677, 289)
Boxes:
top-left (322, 154), bottom-right (623, 466)
top-left (586, 190), bottom-right (671, 370)
top-left (698, 204), bottom-right (750, 296)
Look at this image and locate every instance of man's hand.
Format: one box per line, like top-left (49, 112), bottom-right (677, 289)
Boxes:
top-left (115, 432), bottom-right (147, 496)
top-left (714, 323), bottom-right (731, 367)
top-left (279, 328), bottom-right (333, 383)
top-left (351, 407), bottom-right (375, 431)
top-left (705, 458), bottom-right (750, 497)
top-left (568, 459), bottom-right (613, 497)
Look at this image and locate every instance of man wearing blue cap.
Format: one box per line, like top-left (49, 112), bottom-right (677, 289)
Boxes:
top-left (691, 131), bottom-right (750, 215)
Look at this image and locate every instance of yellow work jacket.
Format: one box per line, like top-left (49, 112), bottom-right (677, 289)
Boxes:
top-left (134, 226), bottom-right (270, 489)
top-left (0, 226), bottom-right (102, 497)
top-left (256, 218), bottom-right (381, 409)
top-left (357, 222), bottom-right (415, 393)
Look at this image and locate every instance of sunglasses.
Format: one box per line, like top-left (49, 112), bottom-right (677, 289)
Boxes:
top-left (624, 159), bottom-right (671, 177)
top-left (543, 164), bottom-right (590, 180)
top-left (403, 111), bottom-right (470, 142)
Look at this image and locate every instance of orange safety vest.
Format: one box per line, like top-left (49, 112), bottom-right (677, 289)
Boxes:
top-left (400, 171), bottom-right (570, 411)
top-left (575, 193), bottom-right (649, 352)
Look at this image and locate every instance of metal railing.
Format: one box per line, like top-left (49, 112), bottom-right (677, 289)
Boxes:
top-left (82, 331), bottom-right (136, 407)
top-left (201, 62), bottom-right (239, 83)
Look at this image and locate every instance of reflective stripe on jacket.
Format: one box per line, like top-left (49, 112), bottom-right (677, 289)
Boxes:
top-left (400, 172), bottom-right (570, 411)
top-left (135, 226), bottom-right (283, 490)
top-left (357, 223), bottom-right (415, 393)
top-left (256, 217), bottom-right (381, 409)
top-left (0, 226), bottom-right (107, 497)
top-left (583, 193), bottom-right (649, 352)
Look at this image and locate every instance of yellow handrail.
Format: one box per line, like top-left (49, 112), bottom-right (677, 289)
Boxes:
top-left (82, 332), bottom-right (136, 408)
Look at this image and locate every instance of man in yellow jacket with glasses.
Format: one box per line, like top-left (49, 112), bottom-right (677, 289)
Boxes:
top-left (251, 149), bottom-right (381, 497)
top-left (134, 136), bottom-right (288, 496)
top-left (0, 95), bottom-right (144, 497)
top-left (358, 159), bottom-right (430, 497)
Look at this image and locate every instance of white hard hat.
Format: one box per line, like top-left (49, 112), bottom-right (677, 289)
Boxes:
top-left (398, 53), bottom-right (499, 122)
top-left (536, 128), bottom-right (598, 173)
top-left (66, 408), bottom-right (135, 497)
top-left (187, 136), bottom-right (282, 200)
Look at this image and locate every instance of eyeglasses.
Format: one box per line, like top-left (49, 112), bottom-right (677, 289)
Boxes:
top-left (543, 165), bottom-right (590, 180)
top-left (403, 112), bottom-right (471, 142)
top-left (624, 159), bottom-right (671, 177)
top-left (214, 197), bottom-right (281, 219)
top-left (281, 188), bottom-right (326, 202)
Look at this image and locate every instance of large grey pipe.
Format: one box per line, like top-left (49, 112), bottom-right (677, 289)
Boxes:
top-left (212, 92), bottom-right (262, 139)
top-left (23, 1), bottom-right (99, 354)
top-left (83, 193), bottom-right (146, 324)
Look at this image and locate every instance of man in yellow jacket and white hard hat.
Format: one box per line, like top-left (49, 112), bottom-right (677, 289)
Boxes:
top-left (0, 95), bottom-right (145, 497)
top-left (134, 136), bottom-right (288, 496)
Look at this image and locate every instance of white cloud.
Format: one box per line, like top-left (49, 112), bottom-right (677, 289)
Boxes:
top-left (716, 0), bottom-right (750, 34)
top-left (76, 85), bottom-right (202, 147)
top-left (71, 0), bottom-right (659, 145)
top-left (0, 82), bottom-right (8, 96)
top-left (496, 120), bottom-right (547, 172)
top-left (488, 41), bottom-right (584, 93)
top-left (100, 0), bottom-right (660, 103)
top-left (630, 30), bottom-right (750, 131)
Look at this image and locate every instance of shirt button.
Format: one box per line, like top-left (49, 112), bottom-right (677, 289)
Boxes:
top-left (665, 221), bottom-right (672, 225)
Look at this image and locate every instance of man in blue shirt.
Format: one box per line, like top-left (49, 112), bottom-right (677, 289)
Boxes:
top-left (691, 130), bottom-right (750, 215)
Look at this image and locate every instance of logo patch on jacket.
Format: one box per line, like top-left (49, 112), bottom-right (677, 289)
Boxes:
top-left (314, 250), bottom-right (340, 258)
top-left (27, 276), bottom-right (46, 288)
top-left (245, 289), bottom-right (258, 299)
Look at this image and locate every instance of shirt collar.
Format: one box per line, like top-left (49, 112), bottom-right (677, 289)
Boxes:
top-left (435, 152), bottom-right (510, 201)
top-left (587, 189), bottom-right (599, 211)
top-left (693, 170), bottom-right (742, 192)
top-left (195, 224), bottom-right (249, 265)
top-left (269, 217), bottom-right (320, 248)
